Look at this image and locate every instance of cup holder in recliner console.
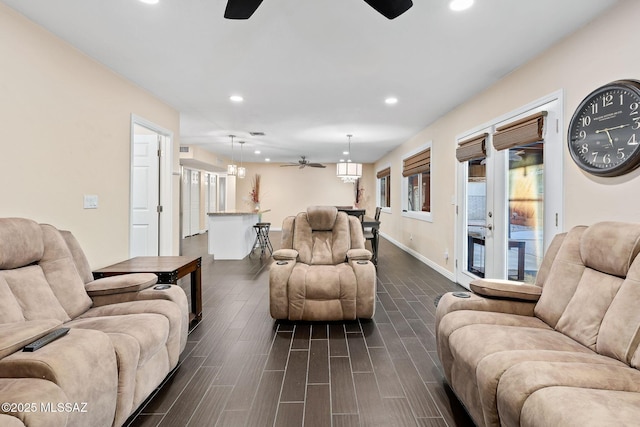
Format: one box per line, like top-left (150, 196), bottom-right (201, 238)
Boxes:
top-left (276, 261), bottom-right (289, 265)
top-left (154, 284), bottom-right (171, 290)
top-left (356, 261), bottom-right (368, 265)
top-left (452, 292), bottom-right (470, 298)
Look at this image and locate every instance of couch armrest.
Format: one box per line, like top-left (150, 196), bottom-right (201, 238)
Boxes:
top-left (269, 257), bottom-right (297, 319)
top-left (347, 248), bottom-right (372, 261)
top-left (273, 249), bottom-right (298, 261)
top-left (470, 278), bottom-right (542, 302)
top-left (85, 273), bottom-right (158, 297)
top-left (0, 320), bottom-right (63, 359)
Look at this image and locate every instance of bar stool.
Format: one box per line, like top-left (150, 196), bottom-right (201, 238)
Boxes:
top-left (251, 222), bottom-right (273, 257)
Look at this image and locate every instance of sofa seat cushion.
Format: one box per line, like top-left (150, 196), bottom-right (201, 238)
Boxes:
top-left (287, 263), bottom-right (357, 320)
top-left (476, 350), bottom-right (626, 427)
top-left (497, 362), bottom-right (640, 427)
top-left (448, 324), bottom-right (594, 426)
top-left (0, 378), bottom-right (69, 427)
top-left (521, 387), bottom-right (640, 427)
top-left (438, 310), bottom-right (550, 383)
top-left (66, 313), bottom-right (169, 366)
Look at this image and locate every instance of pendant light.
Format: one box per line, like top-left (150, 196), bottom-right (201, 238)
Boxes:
top-left (237, 141), bottom-right (246, 179)
top-left (227, 135), bottom-right (237, 176)
top-left (336, 134), bottom-right (362, 183)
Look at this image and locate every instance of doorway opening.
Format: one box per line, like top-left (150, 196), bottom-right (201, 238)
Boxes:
top-left (130, 116), bottom-right (173, 257)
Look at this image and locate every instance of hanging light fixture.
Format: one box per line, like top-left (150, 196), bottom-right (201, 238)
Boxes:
top-left (336, 134), bottom-right (362, 183)
top-left (237, 141), bottom-right (246, 179)
top-left (227, 135), bottom-right (237, 176)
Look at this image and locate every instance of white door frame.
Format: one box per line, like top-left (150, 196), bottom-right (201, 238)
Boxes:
top-left (130, 114), bottom-right (174, 256)
top-left (455, 90), bottom-right (564, 288)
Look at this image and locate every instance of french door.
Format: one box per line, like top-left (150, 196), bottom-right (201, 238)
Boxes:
top-left (456, 95), bottom-right (563, 288)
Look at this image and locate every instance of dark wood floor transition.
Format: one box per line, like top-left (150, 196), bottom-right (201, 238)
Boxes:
top-left (127, 232), bottom-right (475, 427)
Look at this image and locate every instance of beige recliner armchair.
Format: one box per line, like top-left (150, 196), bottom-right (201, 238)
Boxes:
top-left (269, 206), bottom-right (376, 321)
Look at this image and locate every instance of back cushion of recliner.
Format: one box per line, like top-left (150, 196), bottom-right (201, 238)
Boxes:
top-left (599, 257), bottom-right (640, 366)
top-left (0, 218), bottom-right (44, 270)
top-left (39, 225), bottom-right (93, 318)
top-left (534, 226), bottom-right (587, 328)
top-left (0, 266), bottom-right (70, 322)
top-left (0, 276), bottom-right (26, 323)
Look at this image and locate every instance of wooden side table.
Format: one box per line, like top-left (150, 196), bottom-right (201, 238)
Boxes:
top-left (93, 256), bottom-right (202, 330)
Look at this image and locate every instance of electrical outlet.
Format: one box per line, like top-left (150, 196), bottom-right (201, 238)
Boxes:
top-left (444, 250), bottom-right (449, 261)
top-left (409, 234), bottom-right (413, 240)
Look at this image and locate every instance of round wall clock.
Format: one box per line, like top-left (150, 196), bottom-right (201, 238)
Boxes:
top-left (568, 79), bottom-right (640, 177)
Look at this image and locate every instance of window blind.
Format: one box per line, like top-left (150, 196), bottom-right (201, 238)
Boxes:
top-left (402, 148), bottom-right (430, 177)
top-left (376, 167), bottom-right (391, 179)
top-left (456, 133), bottom-right (487, 162)
top-left (493, 111), bottom-right (547, 151)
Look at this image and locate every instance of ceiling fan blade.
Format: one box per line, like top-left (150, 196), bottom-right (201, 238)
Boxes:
top-left (363, 0), bottom-right (413, 19)
top-left (224, 0), bottom-right (263, 19)
top-left (308, 163), bottom-right (327, 168)
top-left (280, 164), bottom-right (299, 167)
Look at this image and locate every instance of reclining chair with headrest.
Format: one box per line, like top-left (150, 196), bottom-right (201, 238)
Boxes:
top-left (269, 206), bottom-right (376, 321)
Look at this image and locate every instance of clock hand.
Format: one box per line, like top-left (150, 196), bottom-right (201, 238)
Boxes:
top-left (595, 128), bottom-right (614, 147)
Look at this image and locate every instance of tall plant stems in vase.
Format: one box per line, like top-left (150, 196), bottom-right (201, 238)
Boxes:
top-left (250, 173), bottom-right (261, 216)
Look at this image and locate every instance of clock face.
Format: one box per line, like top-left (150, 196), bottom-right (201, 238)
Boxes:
top-left (568, 80), bottom-right (640, 177)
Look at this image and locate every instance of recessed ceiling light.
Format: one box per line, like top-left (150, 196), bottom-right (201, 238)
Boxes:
top-left (385, 97), bottom-right (398, 105)
top-left (254, 150), bottom-right (261, 154)
top-left (449, 0), bottom-right (474, 12)
top-left (265, 158), bottom-right (271, 162)
top-left (139, 0), bottom-right (159, 4)
top-left (229, 95), bottom-right (244, 102)
top-left (343, 151), bottom-right (349, 155)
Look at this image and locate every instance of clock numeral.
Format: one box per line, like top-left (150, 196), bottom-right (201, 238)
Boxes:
top-left (592, 152), bottom-right (599, 163)
top-left (579, 130), bottom-right (587, 140)
top-left (620, 94), bottom-right (625, 105)
top-left (631, 102), bottom-right (639, 116)
top-left (602, 94), bottom-right (614, 107)
top-left (633, 117), bottom-right (640, 130)
top-left (628, 133), bottom-right (638, 146)
top-left (579, 143), bottom-right (589, 154)
top-left (582, 116), bottom-right (591, 127)
top-left (618, 148), bottom-right (626, 159)
top-left (603, 153), bottom-right (611, 164)
top-left (591, 103), bottom-right (598, 114)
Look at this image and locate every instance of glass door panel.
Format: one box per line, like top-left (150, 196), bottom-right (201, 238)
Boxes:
top-left (466, 158), bottom-right (487, 278)
top-left (507, 142), bottom-right (544, 283)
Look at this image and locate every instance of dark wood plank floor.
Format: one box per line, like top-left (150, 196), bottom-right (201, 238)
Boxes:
top-left (127, 232), bottom-right (475, 427)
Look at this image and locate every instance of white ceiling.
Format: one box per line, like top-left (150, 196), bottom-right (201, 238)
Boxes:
top-left (3, 0), bottom-right (617, 164)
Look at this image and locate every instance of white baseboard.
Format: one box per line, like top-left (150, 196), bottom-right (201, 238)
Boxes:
top-left (379, 232), bottom-right (456, 282)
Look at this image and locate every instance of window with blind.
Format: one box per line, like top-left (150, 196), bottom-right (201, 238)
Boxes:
top-left (402, 144), bottom-right (432, 219)
top-left (376, 167), bottom-right (391, 208)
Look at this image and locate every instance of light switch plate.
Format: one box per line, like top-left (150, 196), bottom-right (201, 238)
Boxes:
top-left (83, 195), bottom-right (98, 209)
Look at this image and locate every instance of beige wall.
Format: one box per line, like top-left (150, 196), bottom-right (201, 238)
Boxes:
top-left (234, 163), bottom-right (376, 228)
top-left (0, 4), bottom-right (181, 268)
top-left (375, 0), bottom-right (640, 277)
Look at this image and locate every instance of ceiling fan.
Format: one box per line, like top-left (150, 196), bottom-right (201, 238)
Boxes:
top-left (224, 0), bottom-right (413, 20)
top-left (280, 156), bottom-right (327, 169)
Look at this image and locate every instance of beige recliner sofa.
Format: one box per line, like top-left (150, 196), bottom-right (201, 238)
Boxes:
top-left (436, 221), bottom-right (640, 427)
top-left (269, 206), bottom-right (376, 321)
top-left (0, 218), bottom-right (188, 427)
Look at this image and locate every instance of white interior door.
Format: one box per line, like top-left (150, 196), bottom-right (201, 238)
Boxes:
top-left (456, 95), bottom-right (563, 288)
top-left (181, 168), bottom-right (191, 238)
top-left (190, 170), bottom-right (201, 235)
top-left (131, 131), bottom-right (159, 256)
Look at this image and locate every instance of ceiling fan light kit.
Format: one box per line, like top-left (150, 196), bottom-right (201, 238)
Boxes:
top-left (224, 0), bottom-right (413, 20)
